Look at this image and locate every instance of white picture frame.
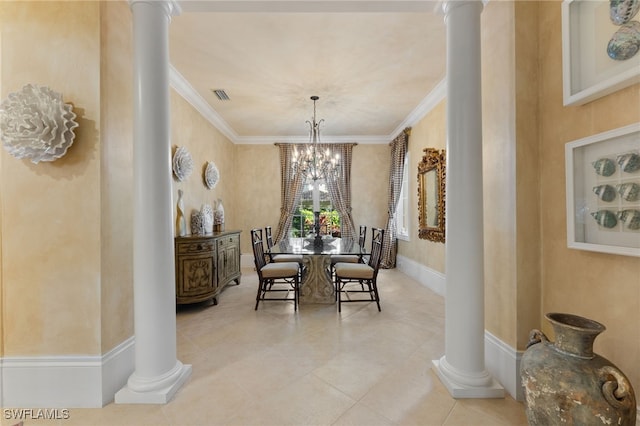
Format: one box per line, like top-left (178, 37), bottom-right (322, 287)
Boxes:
top-left (562, 0), bottom-right (640, 106)
top-left (565, 123), bottom-right (640, 257)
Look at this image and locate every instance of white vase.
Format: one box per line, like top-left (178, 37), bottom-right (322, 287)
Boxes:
top-left (201, 203), bottom-right (214, 233)
top-left (214, 198), bottom-right (225, 231)
top-left (191, 210), bottom-right (206, 235)
top-left (176, 189), bottom-right (187, 237)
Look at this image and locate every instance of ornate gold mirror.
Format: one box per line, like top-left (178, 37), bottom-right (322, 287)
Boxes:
top-left (418, 148), bottom-right (446, 242)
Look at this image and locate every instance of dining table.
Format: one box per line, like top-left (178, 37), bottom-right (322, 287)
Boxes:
top-left (268, 236), bottom-right (367, 304)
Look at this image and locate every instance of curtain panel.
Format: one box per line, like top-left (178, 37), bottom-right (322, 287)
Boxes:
top-left (274, 143), bottom-right (357, 241)
top-left (380, 128), bottom-right (410, 268)
top-left (323, 143), bottom-right (357, 240)
top-left (273, 144), bottom-right (306, 243)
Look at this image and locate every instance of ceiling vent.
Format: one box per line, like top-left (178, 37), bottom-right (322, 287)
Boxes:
top-left (211, 89), bottom-right (230, 101)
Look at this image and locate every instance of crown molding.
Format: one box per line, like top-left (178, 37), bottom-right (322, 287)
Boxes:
top-left (235, 135), bottom-right (389, 145)
top-left (180, 1), bottom-right (442, 13)
top-left (169, 65), bottom-right (239, 142)
top-left (389, 78), bottom-right (446, 138)
top-left (170, 65), bottom-right (446, 145)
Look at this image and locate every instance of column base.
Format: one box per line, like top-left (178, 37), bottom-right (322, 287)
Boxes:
top-left (114, 363), bottom-right (192, 404)
top-left (432, 358), bottom-right (504, 399)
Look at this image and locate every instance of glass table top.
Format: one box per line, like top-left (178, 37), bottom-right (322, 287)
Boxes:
top-left (268, 237), bottom-right (366, 255)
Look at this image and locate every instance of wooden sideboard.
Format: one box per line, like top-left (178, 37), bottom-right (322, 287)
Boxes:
top-left (174, 231), bottom-right (241, 305)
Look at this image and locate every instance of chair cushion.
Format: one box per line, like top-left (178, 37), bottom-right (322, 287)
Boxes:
top-left (330, 255), bottom-right (360, 264)
top-left (272, 254), bottom-right (304, 263)
top-left (260, 262), bottom-right (299, 278)
top-left (334, 262), bottom-right (374, 279)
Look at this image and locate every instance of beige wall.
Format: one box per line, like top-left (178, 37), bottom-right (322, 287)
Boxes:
top-left (234, 144), bottom-right (281, 253)
top-left (170, 91), bottom-right (238, 238)
top-left (0, 1), bottom-right (103, 355)
top-left (482, 0), bottom-right (519, 348)
top-left (538, 0), bottom-right (640, 399)
top-left (397, 102), bottom-right (446, 273)
top-left (351, 144), bottom-right (390, 231)
top-left (100, 0), bottom-right (134, 353)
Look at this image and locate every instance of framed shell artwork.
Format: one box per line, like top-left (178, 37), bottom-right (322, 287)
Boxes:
top-left (562, 0), bottom-right (640, 106)
top-left (565, 122), bottom-right (640, 257)
top-left (172, 146), bottom-right (193, 181)
top-left (0, 84), bottom-right (79, 164)
top-left (204, 161), bottom-right (220, 189)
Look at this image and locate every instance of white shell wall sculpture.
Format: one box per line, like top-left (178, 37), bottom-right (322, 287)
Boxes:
top-left (172, 146), bottom-right (193, 181)
top-left (204, 161), bottom-right (219, 189)
top-left (0, 84), bottom-right (79, 164)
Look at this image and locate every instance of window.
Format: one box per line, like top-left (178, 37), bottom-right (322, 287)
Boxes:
top-left (290, 178), bottom-right (341, 237)
top-left (395, 153), bottom-right (410, 241)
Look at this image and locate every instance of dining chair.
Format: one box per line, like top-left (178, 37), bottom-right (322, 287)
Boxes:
top-left (334, 227), bottom-right (384, 312)
top-left (265, 226), bottom-right (304, 265)
top-left (251, 228), bottom-right (300, 311)
top-left (330, 225), bottom-right (367, 279)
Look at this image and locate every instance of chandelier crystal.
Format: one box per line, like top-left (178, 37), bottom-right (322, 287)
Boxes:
top-left (292, 96), bottom-right (340, 181)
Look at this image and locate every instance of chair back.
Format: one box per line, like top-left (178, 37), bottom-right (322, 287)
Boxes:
top-left (358, 225), bottom-right (367, 249)
top-left (265, 226), bottom-right (275, 249)
top-left (251, 228), bottom-right (267, 273)
top-left (368, 227), bottom-right (385, 277)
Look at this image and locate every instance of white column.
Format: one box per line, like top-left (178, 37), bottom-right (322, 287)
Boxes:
top-left (115, 0), bottom-right (192, 404)
top-left (431, 0), bottom-right (503, 398)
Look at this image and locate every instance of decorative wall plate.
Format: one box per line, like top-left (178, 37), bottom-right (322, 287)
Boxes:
top-left (0, 84), bottom-right (79, 164)
top-left (172, 146), bottom-right (193, 181)
top-left (204, 161), bottom-right (219, 189)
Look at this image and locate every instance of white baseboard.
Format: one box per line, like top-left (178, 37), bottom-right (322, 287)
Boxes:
top-left (0, 336), bottom-right (134, 408)
top-left (484, 330), bottom-right (523, 401)
top-left (395, 254), bottom-right (445, 296)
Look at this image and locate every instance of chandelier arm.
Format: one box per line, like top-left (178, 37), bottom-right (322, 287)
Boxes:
top-left (292, 96), bottom-right (340, 182)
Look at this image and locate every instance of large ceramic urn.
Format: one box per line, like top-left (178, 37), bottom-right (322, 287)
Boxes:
top-left (520, 313), bottom-right (636, 425)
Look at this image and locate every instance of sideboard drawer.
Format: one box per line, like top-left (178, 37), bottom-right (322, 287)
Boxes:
top-left (176, 241), bottom-right (215, 254)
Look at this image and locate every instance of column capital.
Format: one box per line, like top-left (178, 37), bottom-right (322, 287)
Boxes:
top-left (441, 0), bottom-right (484, 17)
top-left (129, 0), bottom-right (182, 18)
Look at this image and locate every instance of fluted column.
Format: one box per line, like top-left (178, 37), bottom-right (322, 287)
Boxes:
top-left (431, 0), bottom-right (503, 398)
top-left (115, 0), bottom-right (192, 404)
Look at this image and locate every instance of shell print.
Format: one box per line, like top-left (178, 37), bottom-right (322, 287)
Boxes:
top-left (616, 182), bottom-right (640, 201)
top-left (617, 209), bottom-right (640, 230)
top-left (607, 21), bottom-right (640, 61)
top-left (610, 0), bottom-right (640, 25)
top-left (593, 184), bottom-right (617, 202)
top-left (592, 158), bottom-right (616, 176)
top-left (591, 210), bottom-right (618, 228)
top-left (616, 152), bottom-right (640, 173)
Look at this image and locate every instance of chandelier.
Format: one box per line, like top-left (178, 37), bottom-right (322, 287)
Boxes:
top-left (292, 96), bottom-right (340, 181)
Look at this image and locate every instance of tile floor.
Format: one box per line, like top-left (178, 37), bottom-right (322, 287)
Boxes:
top-left (26, 267), bottom-right (527, 426)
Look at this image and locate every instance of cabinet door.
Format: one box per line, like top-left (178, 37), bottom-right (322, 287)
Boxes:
top-left (217, 234), bottom-right (240, 285)
top-left (179, 254), bottom-right (217, 297)
top-left (175, 238), bottom-right (217, 304)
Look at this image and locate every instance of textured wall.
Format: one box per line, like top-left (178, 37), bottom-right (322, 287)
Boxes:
top-left (350, 144), bottom-right (390, 233)
top-left (396, 102), bottom-right (446, 273)
top-left (0, 1), bottom-right (102, 355)
top-left (481, 0), bottom-right (519, 349)
top-left (538, 0), bottom-right (640, 401)
top-left (169, 92), bottom-right (238, 238)
top-left (234, 144), bottom-right (281, 253)
top-left (100, 0), bottom-right (134, 353)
